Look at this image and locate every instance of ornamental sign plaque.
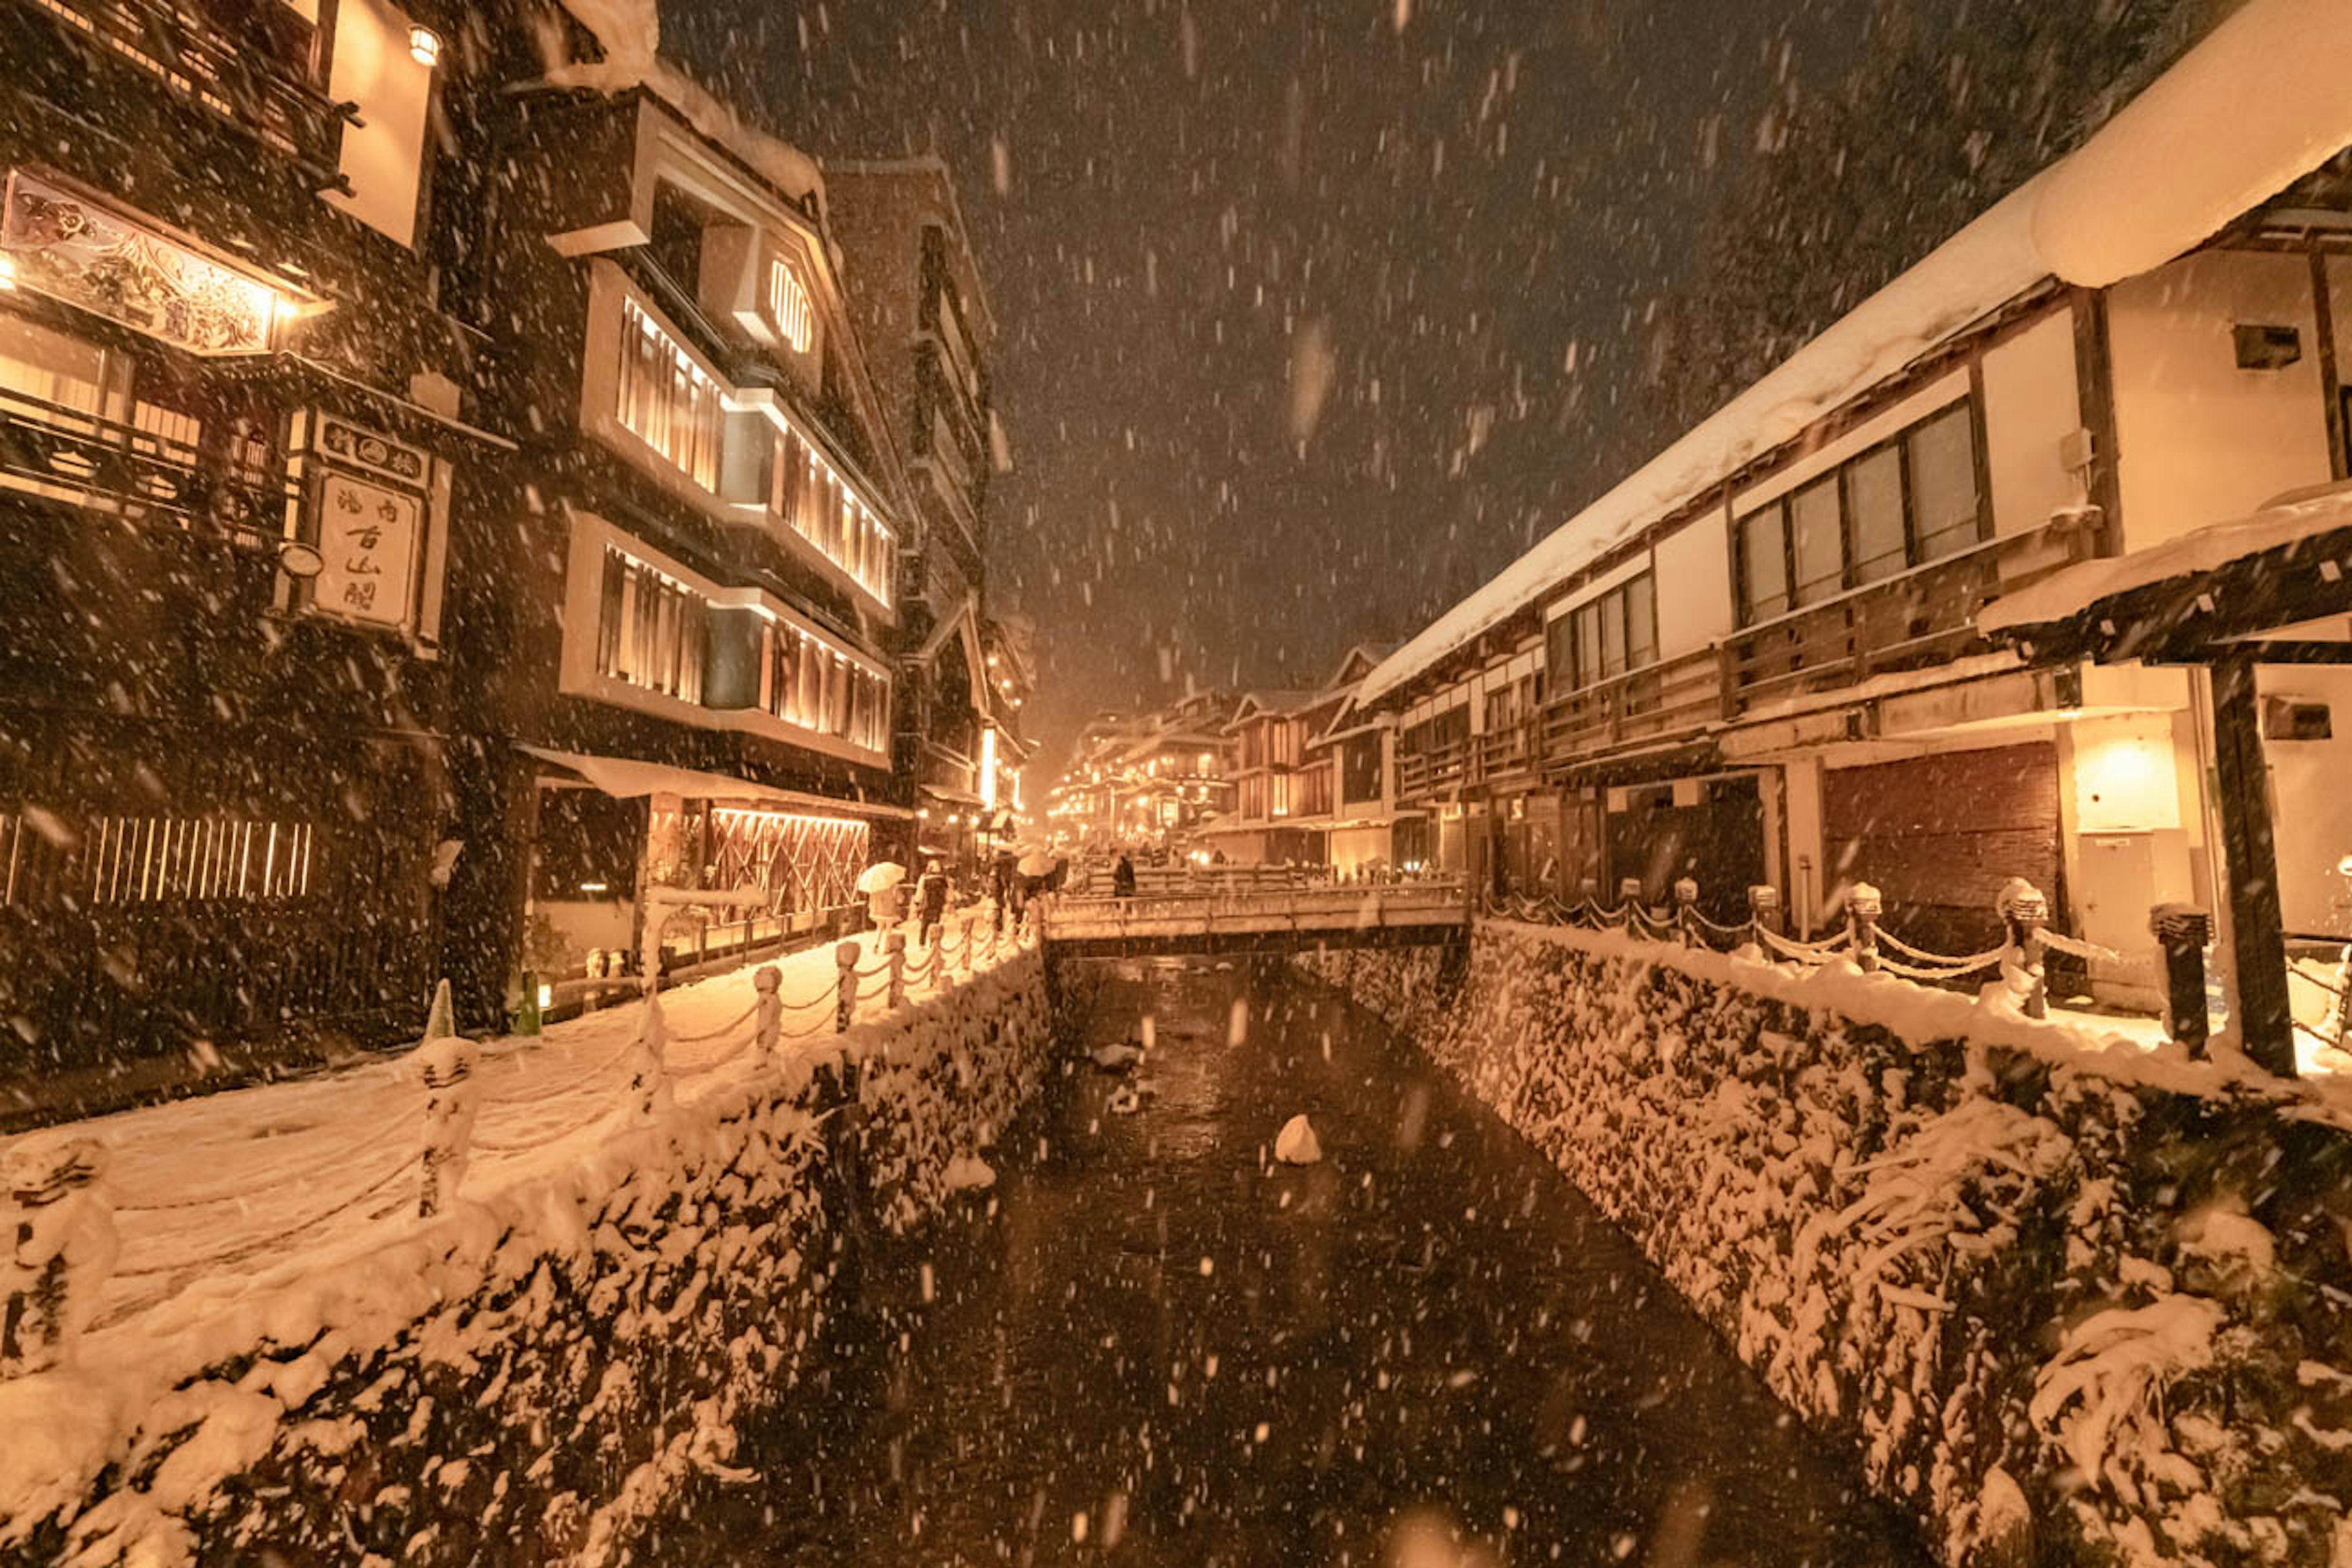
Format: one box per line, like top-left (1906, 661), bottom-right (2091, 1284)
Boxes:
top-left (311, 467), bottom-right (421, 628)
top-left (0, 170), bottom-right (282, 355)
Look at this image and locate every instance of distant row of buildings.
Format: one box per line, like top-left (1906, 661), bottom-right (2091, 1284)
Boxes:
top-left (0, 0), bottom-right (1030, 1115)
top-left (1042, 645), bottom-right (1398, 875)
top-left (1058, 0), bottom-right (2352, 1075)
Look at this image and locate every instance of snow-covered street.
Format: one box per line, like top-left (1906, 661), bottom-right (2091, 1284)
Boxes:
top-left (70, 923), bottom-right (1030, 1343)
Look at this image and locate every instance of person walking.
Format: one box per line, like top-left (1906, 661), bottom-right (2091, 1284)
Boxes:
top-left (867, 877), bottom-right (907, 935)
top-left (916, 859), bottom-right (951, 949)
top-left (1112, 853), bottom-right (1137, 900)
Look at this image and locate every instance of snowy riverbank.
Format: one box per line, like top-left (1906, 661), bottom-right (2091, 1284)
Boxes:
top-left (0, 938), bottom-right (1053, 1566)
top-left (1302, 921), bottom-right (2352, 1567)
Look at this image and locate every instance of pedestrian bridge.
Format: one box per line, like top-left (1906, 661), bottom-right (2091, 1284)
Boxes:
top-left (1036, 880), bottom-right (1469, 959)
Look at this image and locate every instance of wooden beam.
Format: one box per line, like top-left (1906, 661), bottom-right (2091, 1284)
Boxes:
top-left (2209, 654), bottom-right (2296, 1076)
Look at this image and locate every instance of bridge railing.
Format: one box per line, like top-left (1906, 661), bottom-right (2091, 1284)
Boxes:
top-left (1041, 878), bottom-right (1469, 942)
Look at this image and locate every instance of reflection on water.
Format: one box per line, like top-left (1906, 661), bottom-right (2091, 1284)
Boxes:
top-left (684, 957), bottom-right (1926, 1567)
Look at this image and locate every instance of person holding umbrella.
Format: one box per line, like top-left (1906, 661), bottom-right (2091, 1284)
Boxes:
top-left (1016, 847), bottom-right (1057, 935)
top-left (857, 860), bottom-right (908, 935)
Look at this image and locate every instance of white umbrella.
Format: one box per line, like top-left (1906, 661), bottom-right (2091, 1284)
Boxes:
top-left (1017, 851), bottom-right (1055, 878)
top-left (856, 861), bottom-right (908, 895)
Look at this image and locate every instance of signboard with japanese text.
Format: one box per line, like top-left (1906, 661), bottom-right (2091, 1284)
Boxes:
top-left (311, 467), bottom-right (421, 628)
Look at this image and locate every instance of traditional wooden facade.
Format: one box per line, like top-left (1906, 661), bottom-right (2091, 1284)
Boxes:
top-left (1368, 0), bottom-right (2352, 1046)
top-left (0, 0), bottom-right (1023, 1114)
top-left (1045, 693), bottom-right (1237, 853)
top-left (0, 0), bottom-right (486, 1110)
top-left (431, 13), bottom-right (921, 1024)
top-left (825, 159), bottom-right (1028, 867)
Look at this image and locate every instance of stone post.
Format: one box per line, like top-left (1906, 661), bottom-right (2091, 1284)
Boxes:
top-left (1848, 883), bottom-right (1883, 974)
top-left (753, 963), bottom-right (782, 1068)
top-left (835, 940), bottom-right (860, 1033)
top-left (625, 991), bottom-right (673, 1128)
top-left (1997, 877), bottom-right (2049, 1019)
top-left (415, 979), bottom-right (482, 1217)
top-left (2149, 905), bottom-right (2212, 1058)
top-left (885, 930), bottom-right (907, 1010)
top-left (1577, 876), bottom-right (1599, 926)
top-left (1747, 884), bottom-right (1782, 949)
top-left (1618, 877), bottom-right (1644, 937)
top-left (1673, 878), bottom-right (1700, 948)
top-left (0, 1135), bottom-right (115, 1379)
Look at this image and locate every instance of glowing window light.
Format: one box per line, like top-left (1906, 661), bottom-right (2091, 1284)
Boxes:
top-left (767, 257), bottom-right (814, 353)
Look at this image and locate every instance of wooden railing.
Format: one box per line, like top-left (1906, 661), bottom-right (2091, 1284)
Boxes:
top-left (1538, 645), bottom-right (1721, 763)
top-left (1724, 521), bottom-right (2097, 716)
top-left (0, 388), bottom-right (295, 546)
top-left (20, 0), bottom-right (355, 187)
top-left (1389, 516), bottom-right (2103, 802)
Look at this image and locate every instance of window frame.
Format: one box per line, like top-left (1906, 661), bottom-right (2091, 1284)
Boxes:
top-left (1730, 397), bottom-right (1991, 628)
top-left (1545, 570), bottom-right (1660, 699)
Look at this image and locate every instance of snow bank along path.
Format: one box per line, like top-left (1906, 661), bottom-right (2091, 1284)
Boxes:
top-left (0, 927), bottom-right (1053, 1566)
top-left (1302, 921), bottom-right (2352, 1568)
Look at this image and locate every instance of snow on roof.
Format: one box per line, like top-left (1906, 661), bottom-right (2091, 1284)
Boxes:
top-left (1358, 0), bottom-right (2352, 707)
top-left (547, 0), bottom-right (824, 207)
top-left (1978, 484), bottom-right (2352, 636)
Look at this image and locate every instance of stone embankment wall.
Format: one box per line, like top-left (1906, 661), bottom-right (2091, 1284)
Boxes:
top-left (0, 956), bottom-right (1052, 1567)
top-left (1302, 924), bottom-right (2352, 1567)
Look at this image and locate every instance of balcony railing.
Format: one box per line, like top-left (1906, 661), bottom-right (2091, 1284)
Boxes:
top-left (1389, 518), bottom-right (2103, 803)
top-left (1724, 519), bottom-right (2097, 715)
top-left (1539, 646), bottom-right (1722, 764)
top-left (22, 0), bottom-right (355, 189)
top-left (0, 387), bottom-right (292, 545)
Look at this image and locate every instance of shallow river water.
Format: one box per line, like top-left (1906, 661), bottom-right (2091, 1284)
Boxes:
top-left (692, 957), bottom-right (1928, 1567)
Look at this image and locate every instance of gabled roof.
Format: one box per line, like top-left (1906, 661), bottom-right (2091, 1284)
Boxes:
top-left (1358, 0), bottom-right (2352, 706)
top-left (1226, 690), bottom-right (1320, 728)
top-left (1322, 643), bottom-right (1387, 692)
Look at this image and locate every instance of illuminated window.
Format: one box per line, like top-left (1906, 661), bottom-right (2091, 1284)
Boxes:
top-left (767, 257), bottom-right (814, 354)
top-left (770, 422), bottom-right (894, 607)
top-left (596, 548), bottom-right (707, 703)
top-left (616, 297), bottom-right (722, 491)
top-left (758, 616), bottom-right (889, 752)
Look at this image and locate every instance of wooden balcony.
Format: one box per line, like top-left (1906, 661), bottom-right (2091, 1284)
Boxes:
top-left (1724, 519), bottom-right (2097, 716)
top-left (0, 387), bottom-right (294, 546)
top-left (1539, 646), bottom-right (1722, 764)
top-left (15, 0), bottom-right (356, 190)
top-left (1387, 518), bottom-right (2100, 797)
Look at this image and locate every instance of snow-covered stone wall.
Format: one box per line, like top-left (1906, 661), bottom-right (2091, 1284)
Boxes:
top-left (0, 957), bottom-right (1051, 1567)
top-left (1302, 924), bottom-right (2352, 1567)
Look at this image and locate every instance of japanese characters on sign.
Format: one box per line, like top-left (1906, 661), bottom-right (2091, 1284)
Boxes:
top-left (311, 467), bottom-right (421, 628)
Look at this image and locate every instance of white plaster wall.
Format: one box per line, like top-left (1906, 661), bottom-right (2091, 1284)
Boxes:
top-left (2109, 250), bottom-right (2334, 551)
top-left (1652, 512), bottom-right (1732, 659)
top-left (2258, 663), bottom-right (2352, 935)
top-left (323, 0), bottom-right (432, 248)
top-left (1980, 309), bottom-right (2084, 537)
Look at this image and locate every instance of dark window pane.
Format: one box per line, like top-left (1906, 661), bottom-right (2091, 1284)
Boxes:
top-left (1909, 403), bottom-right (1980, 561)
top-left (1736, 503), bottom-right (1788, 624)
top-left (1623, 575), bottom-right (1656, 669)
top-left (1599, 592), bottom-right (1626, 677)
top-left (1546, 612), bottom-right (1576, 692)
top-left (1846, 445), bottom-right (1905, 585)
top-left (1790, 477), bottom-right (1843, 605)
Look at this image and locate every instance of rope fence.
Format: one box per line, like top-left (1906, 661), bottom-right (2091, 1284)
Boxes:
top-left (1479, 872), bottom-right (2155, 1033)
top-left (0, 905), bottom-right (1042, 1379)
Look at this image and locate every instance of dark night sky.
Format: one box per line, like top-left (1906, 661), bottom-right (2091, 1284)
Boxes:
top-left (666, 0), bottom-right (2209, 777)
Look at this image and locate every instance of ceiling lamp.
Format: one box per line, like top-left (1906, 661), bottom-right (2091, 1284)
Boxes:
top-left (409, 25), bottom-right (442, 67)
